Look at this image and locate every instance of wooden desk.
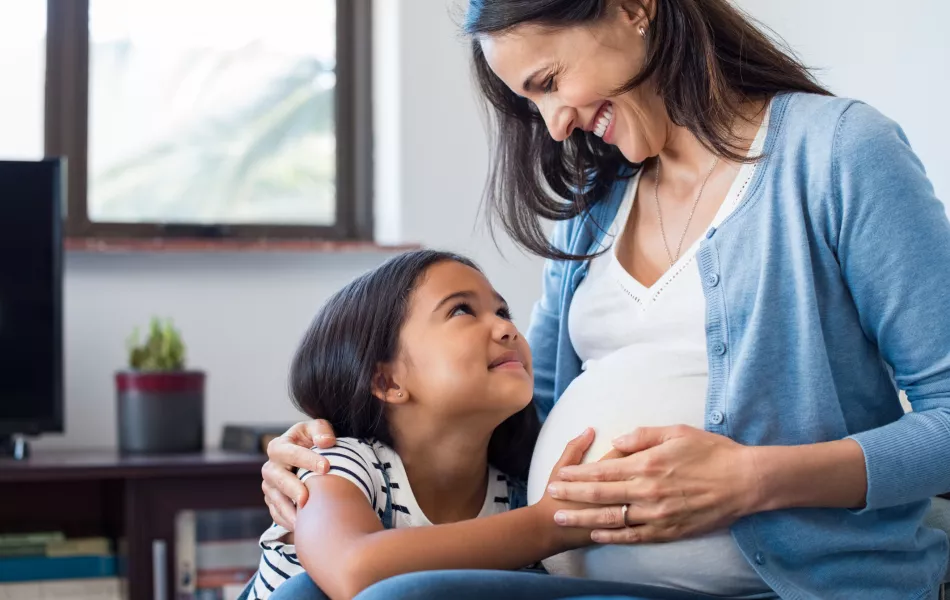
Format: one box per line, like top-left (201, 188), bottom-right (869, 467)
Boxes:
top-left (0, 450), bottom-right (265, 600)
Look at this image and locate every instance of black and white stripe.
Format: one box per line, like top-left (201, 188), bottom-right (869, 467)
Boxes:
top-left (251, 438), bottom-right (516, 598)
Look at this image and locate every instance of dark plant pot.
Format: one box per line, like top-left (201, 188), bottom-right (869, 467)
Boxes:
top-left (116, 370), bottom-right (205, 454)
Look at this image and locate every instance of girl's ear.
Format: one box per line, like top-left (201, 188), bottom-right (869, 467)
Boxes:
top-left (371, 363), bottom-right (410, 405)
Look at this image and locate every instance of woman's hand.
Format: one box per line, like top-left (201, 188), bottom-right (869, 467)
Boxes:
top-left (547, 425), bottom-right (760, 544)
top-left (261, 419), bottom-right (338, 530)
top-left (534, 428), bottom-right (599, 551)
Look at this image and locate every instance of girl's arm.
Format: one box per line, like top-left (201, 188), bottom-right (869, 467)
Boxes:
top-left (294, 433), bottom-right (594, 600)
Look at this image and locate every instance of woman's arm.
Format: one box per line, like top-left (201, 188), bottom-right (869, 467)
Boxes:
top-left (544, 426), bottom-right (868, 544)
top-left (525, 220), bottom-right (573, 421)
top-left (739, 101), bottom-right (950, 514)
top-left (748, 439), bottom-right (867, 512)
top-left (828, 100), bottom-right (950, 510)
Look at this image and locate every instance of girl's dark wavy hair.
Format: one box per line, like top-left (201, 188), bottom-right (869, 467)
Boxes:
top-left (465, 0), bottom-right (831, 260)
top-left (290, 249), bottom-right (540, 480)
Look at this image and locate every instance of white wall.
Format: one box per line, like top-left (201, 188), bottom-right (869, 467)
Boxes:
top-left (40, 0), bottom-right (950, 449)
top-left (734, 0), bottom-right (950, 204)
top-left (39, 0), bottom-right (543, 450)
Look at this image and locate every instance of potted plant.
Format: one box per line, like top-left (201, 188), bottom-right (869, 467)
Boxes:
top-left (116, 317), bottom-right (205, 454)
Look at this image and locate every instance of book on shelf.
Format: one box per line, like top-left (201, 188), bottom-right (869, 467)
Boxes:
top-left (0, 577), bottom-right (124, 600)
top-left (0, 532), bottom-right (65, 548)
top-left (0, 554), bottom-right (117, 582)
top-left (0, 533), bottom-right (119, 585)
top-left (0, 536), bottom-right (111, 558)
top-left (0, 531), bottom-right (65, 556)
top-left (47, 537), bottom-right (112, 557)
top-left (176, 508), bottom-right (270, 600)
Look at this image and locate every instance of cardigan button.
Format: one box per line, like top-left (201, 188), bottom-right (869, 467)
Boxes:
top-left (705, 273), bottom-right (720, 287)
top-left (712, 342), bottom-right (727, 356)
top-left (754, 552), bottom-right (766, 566)
top-left (706, 227), bottom-right (717, 239)
top-left (710, 411), bottom-right (724, 425)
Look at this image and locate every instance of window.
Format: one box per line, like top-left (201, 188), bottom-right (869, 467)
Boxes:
top-left (0, 1), bottom-right (46, 160)
top-left (41, 0), bottom-right (372, 243)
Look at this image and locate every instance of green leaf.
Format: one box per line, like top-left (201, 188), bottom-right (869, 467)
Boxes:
top-left (126, 317), bottom-right (188, 371)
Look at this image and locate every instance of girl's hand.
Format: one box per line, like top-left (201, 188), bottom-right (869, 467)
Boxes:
top-left (262, 419), bottom-right (338, 530)
top-left (547, 425), bottom-right (760, 544)
top-left (534, 428), bottom-right (599, 550)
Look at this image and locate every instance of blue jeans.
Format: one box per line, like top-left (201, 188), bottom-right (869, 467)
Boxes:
top-left (267, 573), bottom-right (330, 600)
top-left (270, 570), bottom-right (776, 600)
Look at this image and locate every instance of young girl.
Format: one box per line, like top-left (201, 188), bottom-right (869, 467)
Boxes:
top-left (247, 250), bottom-right (595, 600)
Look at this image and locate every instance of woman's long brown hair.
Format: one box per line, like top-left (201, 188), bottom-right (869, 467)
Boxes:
top-left (465, 0), bottom-right (831, 260)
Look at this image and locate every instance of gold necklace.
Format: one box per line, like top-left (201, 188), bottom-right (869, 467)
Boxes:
top-left (653, 156), bottom-right (720, 267)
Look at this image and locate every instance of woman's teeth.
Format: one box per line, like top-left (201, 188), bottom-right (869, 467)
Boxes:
top-left (594, 103), bottom-right (614, 138)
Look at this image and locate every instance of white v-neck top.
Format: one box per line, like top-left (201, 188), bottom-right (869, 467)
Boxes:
top-left (537, 107), bottom-right (772, 596)
top-left (570, 112), bottom-right (769, 374)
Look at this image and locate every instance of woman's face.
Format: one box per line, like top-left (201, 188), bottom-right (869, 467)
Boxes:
top-left (479, 4), bottom-right (667, 164)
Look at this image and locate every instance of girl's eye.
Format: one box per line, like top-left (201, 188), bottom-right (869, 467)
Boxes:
top-left (541, 76), bottom-right (556, 94)
top-left (450, 303), bottom-right (475, 318)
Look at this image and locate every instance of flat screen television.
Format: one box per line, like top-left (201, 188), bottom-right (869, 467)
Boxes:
top-left (0, 159), bottom-right (64, 454)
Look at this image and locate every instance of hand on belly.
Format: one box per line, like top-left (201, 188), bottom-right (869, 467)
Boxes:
top-left (525, 352), bottom-right (759, 587)
top-left (527, 352), bottom-right (708, 508)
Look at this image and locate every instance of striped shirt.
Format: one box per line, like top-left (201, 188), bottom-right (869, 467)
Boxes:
top-left (249, 438), bottom-right (514, 598)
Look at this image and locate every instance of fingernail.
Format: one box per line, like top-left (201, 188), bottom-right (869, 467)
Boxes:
top-left (591, 531), bottom-right (606, 543)
top-left (317, 434), bottom-right (334, 442)
top-left (318, 461), bottom-right (329, 474)
top-left (554, 511), bottom-right (568, 525)
top-left (612, 434), bottom-right (630, 446)
top-left (547, 484), bottom-right (559, 497)
top-left (295, 496), bottom-right (304, 506)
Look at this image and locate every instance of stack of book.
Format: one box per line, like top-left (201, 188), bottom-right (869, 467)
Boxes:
top-left (0, 532), bottom-right (122, 599)
top-left (176, 508), bottom-right (271, 600)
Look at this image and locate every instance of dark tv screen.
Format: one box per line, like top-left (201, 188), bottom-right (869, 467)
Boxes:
top-left (0, 159), bottom-right (63, 435)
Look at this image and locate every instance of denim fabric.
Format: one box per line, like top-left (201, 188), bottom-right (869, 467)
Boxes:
top-left (267, 573), bottom-right (330, 600)
top-left (353, 570), bottom-right (777, 600)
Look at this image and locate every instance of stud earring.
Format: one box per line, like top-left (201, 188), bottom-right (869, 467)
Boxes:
top-left (638, 26), bottom-right (646, 37)
top-left (397, 392), bottom-right (403, 398)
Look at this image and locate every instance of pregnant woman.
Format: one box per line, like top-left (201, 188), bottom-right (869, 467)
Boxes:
top-left (261, 0), bottom-right (950, 598)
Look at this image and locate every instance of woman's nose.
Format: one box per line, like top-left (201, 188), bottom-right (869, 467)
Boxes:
top-left (539, 102), bottom-right (577, 142)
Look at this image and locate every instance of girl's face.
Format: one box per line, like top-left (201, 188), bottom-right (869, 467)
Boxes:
top-left (478, 3), bottom-right (669, 164)
top-left (387, 261), bottom-right (533, 422)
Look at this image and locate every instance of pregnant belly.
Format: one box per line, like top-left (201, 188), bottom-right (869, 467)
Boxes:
top-left (525, 350), bottom-right (765, 594)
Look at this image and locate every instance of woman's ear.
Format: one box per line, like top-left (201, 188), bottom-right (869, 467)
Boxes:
top-left (371, 364), bottom-right (410, 405)
top-left (616, 0), bottom-right (653, 28)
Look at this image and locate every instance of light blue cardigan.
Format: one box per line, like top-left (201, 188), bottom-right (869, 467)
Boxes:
top-left (525, 92), bottom-right (950, 599)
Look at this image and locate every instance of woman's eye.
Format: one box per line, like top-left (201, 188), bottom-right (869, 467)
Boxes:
top-left (497, 307), bottom-right (513, 321)
top-left (450, 303), bottom-right (474, 318)
top-left (541, 76), bottom-right (556, 94)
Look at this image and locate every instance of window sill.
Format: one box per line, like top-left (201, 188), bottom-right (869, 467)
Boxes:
top-left (65, 237), bottom-right (420, 254)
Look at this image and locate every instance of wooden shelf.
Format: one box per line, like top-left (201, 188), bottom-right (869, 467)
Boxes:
top-left (0, 449), bottom-right (263, 482)
top-left (0, 449), bottom-right (266, 600)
